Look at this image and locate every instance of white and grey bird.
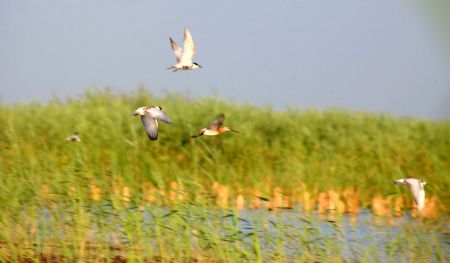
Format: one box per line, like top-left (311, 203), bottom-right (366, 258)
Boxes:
top-left (168, 27), bottom-right (202, 71)
top-left (394, 178), bottom-right (427, 214)
top-left (134, 106), bottom-right (173, 140)
top-left (65, 132), bottom-right (81, 142)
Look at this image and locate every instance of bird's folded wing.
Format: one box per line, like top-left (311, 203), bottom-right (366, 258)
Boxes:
top-left (208, 113), bottom-right (225, 130)
top-left (141, 115), bottom-right (158, 140)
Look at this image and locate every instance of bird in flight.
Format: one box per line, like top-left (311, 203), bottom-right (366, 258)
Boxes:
top-left (168, 27), bottom-right (202, 71)
top-left (65, 132), bottom-right (81, 142)
top-left (134, 106), bottom-right (173, 140)
top-left (192, 113), bottom-right (239, 138)
top-left (394, 178), bottom-right (427, 214)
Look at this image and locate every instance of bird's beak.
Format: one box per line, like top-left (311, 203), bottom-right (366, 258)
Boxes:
top-left (133, 112), bottom-right (139, 116)
top-left (230, 128), bottom-right (239, 133)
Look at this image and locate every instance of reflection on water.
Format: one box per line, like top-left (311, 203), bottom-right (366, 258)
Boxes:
top-left (236, 207), bottom-right (449, 260)
top-left (26, 204), bottom-right (450, 261)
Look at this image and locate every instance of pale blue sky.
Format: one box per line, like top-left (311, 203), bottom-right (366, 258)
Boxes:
top-left (1, 0), bottom-right (449, 120)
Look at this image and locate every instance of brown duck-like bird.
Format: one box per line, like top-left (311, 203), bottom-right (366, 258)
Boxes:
top-left (191, 113), bottom-right (239, 138)
top-left (134, 106), bottom-right (173, 140)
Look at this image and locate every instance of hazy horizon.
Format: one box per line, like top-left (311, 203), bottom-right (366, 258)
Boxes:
top-left (1, 0), bottom-right (449, 120)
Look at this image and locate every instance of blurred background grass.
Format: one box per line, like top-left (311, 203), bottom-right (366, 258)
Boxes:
top-left (0, 87), bottom-right (448, 212)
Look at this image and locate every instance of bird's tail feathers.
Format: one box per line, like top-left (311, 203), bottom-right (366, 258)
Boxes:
top-left (166, 66), bottom-right (178, 72)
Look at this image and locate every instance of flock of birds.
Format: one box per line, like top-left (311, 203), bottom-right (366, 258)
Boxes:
top-left (65, 27), bottom-right (428, 216)
top-left (132, 28), bottom-right (238, 141)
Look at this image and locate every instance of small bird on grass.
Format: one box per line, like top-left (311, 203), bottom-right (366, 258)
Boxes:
top-left (394, 178), bottom-right (427, 214)
top-left (191, 113), bottom-right (239, 138)
top-left (134, 106), bottom-right (173, 140)
top-left (168, 27), bottom-right (202, 72)
top-left (65, 132), bottom-right (81, 142)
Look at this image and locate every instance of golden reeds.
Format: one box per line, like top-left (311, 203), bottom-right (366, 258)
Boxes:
top-left (422, 196), bottom-right (439, 219)
top-left (143, 184), bottom-right (156, 203)
top-left (90, 184), bottom-right (101, 201)
top-left (316, 190), bottom-right (346, 220)
top-left (169, 181), bottom-right (185, 201)
top-left (302, 191), bottom-right (314, 212)
top-left (272, 187), bottom-right (284, 209)
top-left (342, 187), bottom-right (360, 215)
top-left (236, 194), bottom-right (245, 211)
top-left (68, 186), bottom-right (77, 197)
top-left (318, 192), bottom-right (329, 216)
top-left (328, 190), bottom-right (346, 214)
top-left (212, 182), bottom-right (229, 207)
top-left (371, 194), bottom-right (390, 217)
top-left (122, 186), bottom-right (131, 203)
top-left (105, 181), bottom-right (443, 219)
top-left (393, 196), bottom-right (404, 217)
top-left (41, 185), bottom-right (52, 201)
top-left (250, 189), bottom-right (262, 209)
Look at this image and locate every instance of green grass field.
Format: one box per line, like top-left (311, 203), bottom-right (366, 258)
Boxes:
top-left (0, 88), bottom-right (449, 261)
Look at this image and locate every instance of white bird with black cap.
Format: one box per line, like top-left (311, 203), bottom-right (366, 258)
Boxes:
top-left (168, 27), bottom-right (202, 72)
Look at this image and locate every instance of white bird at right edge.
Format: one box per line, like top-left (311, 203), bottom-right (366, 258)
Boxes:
top-left (394, 178), bottom-right (427, 214)
top-left (168, 27), bottom-right (202, 72)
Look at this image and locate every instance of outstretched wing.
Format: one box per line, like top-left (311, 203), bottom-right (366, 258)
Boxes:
top-left (394, 179), bottom-right (405, 185)
top-left (148, 107), bottom-right (173, 124)
top-left (405, 178), bottom-right (424, 206)
top-left (141, 114), bottom-right (158, 140)
top-left (181, 27), bottom-right (196, 64)
top-left (169, 37), bottom-right (183, 63)
top-left (207, 113), bottom-right (225, 130)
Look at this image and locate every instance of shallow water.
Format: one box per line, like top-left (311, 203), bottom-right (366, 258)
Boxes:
top-left (24, 204), bottom-right (450, 261)
top-left (234, 208), bottom-right (449, 261)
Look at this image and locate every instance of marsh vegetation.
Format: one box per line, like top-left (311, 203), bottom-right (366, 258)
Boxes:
top-left (0, 88), bottom-right (449, 262)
